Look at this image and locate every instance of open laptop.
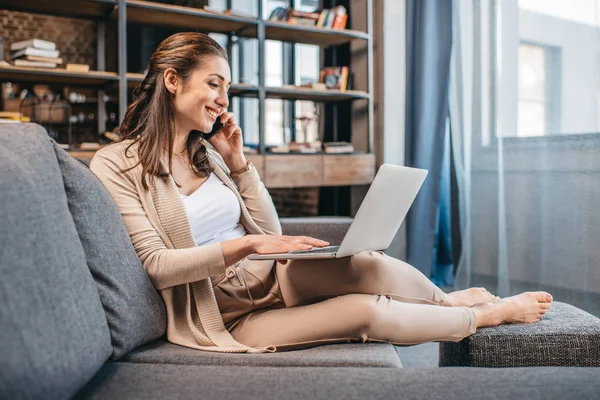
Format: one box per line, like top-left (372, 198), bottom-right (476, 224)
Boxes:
top-left (247, 164), bottom-right (428, 260)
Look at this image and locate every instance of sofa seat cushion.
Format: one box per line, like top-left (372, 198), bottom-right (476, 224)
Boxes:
top-left (120, 340), bottom-right (402, 368)
top-left (77, 363), bottom-right (600, 400)
top-left (439, 301), bottom-right (600, 367)
top-left (52, 142), bottom-right (167, 360)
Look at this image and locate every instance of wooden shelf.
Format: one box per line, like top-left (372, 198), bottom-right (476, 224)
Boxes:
top-left (126, 73), bottom-right (259, 97)
top-left (0, 65), bottom-right (119, 87)
top-left (266, 87), bottom-right (369, 102)
top-left (0, 0), bottom-right (116, 19)
top-left (125, 0), bottom-right (257, 37)
top-left (264, 21), bottom-right (368, 46)
top-left (261, 153), bottom-right (375, 188)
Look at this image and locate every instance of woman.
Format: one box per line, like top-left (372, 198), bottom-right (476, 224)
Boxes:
top-left (91, 32), bottom-right (552, 353)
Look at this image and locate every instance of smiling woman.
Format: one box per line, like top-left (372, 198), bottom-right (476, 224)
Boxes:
top-left (119, 32), bottom-right (232, 190)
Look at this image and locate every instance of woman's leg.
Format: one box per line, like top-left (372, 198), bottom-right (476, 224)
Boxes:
top-left (276, 250), bottom-right (496, 308)
top-left (230, 291), bottom-right (553, 350)
top-left (230, 293), bottom-right (477, 349)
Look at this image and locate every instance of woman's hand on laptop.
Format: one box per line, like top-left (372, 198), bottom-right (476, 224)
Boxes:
top-left (247, 235), bottom-right (329, 265)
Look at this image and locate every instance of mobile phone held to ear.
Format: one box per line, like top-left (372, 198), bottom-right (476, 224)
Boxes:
top-left (200, 118), bottom-right (224, 141)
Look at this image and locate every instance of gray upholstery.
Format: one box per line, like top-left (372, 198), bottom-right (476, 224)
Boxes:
top-left (280, 216), bottom-right (352, 245)
top-left (52, 142), bottom-right (167, 360)
top-left (440, 301), bottom-right (600, 367)
top-left (120, 340), bottom-right (402, 368)
top-left (78, 363), bottom-right (600, 400)
top-left (0, 124), bottom-right (112, 400)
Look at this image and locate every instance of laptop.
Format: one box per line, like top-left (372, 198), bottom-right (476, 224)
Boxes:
top-left (247, 164), bottom-right (428, 260)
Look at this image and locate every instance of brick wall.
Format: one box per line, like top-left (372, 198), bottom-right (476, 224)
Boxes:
top-left (270, 187), bottom-right (320, 217)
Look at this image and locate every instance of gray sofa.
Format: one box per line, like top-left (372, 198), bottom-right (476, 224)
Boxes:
top-left (1, 124), bottom-right (599, 400)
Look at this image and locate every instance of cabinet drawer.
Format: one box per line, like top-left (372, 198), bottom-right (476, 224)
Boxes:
top-left (322, 154), bottom-right (375, 186)
top-left (264, 155), bottom-right (323, 188)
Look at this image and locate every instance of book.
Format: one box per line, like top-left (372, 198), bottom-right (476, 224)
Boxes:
top-left (10, 39), bottom-right (56, 52)
top-left (323, 141), bottom-right (354, 154)
top-left (319, 66), bottom-right (349, 91)
top-left (13, 59), bottom-right (58, 68)
top-left (333, 13), bottom-right (348, 29)
top-left (316, 10), bottom-right (329, 27)
top-left (24, 55), bottom-right (63, 64)
top-left (66, 64), bottom-right (90, 73)
top-left (11, 47), bottom-right (60, 59)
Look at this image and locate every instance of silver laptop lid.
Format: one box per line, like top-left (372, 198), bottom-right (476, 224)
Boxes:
top-left (336, 164), bottom-right (428, 258)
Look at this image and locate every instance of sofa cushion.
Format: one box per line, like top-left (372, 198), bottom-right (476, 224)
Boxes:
top-left (78, 363), bottom-right (600, 400)
top-left (0, 124), bottom-right (112, 399)
top-left (439, 301), bottom-right (600, 367)
top-left (52, 142), bottom-right (167, 359)
top-left (120, 340), bottom-right (402, 367)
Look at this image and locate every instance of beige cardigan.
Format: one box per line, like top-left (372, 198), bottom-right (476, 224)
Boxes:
top-left (90, 140), bottom-right (281, 353)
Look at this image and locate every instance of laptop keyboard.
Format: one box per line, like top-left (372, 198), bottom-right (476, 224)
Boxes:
top-left (289, 245), bottom-right (339, 255)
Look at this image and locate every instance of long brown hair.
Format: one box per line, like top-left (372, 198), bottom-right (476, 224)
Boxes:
top-left (119, 32), bottom-right (228, 189)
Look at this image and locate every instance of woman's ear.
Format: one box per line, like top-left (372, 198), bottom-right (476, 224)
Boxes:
top-left (164, 68), bottom-right (179, 94)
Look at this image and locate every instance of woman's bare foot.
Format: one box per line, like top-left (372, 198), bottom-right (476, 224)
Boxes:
top-left (472, 291), bottom-right (553, 328)
top-left (444, 287), bottom-right (500, 307)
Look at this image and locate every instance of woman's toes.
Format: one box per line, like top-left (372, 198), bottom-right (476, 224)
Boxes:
top-left (529, 291), bottom-right (552, 303)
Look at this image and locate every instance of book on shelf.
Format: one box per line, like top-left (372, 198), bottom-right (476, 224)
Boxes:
top-left (23, 55), bottom-right (63, 64)
top-left (319, 66), bottom-right (349, 91)
top-left (13, 59), bottom-right (58, 69)
top-left (323, 141), bottom-right (354, 154)
top-left (316, 6), bottom-right (348, 29)
top-left (12, 47), bottom-right (60, 60)
top-left (269, 141), bottom-right (321, 154)
top-left (10, 38), bottom-right (56, 52)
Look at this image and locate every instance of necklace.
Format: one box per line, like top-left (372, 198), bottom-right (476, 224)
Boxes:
top-left (172, 148), bottom-right (186, 157)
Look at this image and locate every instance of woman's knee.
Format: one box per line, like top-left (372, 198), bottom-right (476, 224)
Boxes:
top-left (349, 250), bottom-right (393, 283)
top-left (342, 294), bottom-right (388, 338)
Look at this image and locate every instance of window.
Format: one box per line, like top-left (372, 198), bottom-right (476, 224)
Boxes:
top-left (517, 42), bottom-right (560, 136)
top-left (486, 0), bottom-right (599, 140)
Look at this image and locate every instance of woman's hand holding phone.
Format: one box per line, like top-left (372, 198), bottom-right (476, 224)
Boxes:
top-left (207, 111), bottom-right (247, 171)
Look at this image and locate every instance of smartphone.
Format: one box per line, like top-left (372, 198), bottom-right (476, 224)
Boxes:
top-left (204, 119), bottom-right (224, 141)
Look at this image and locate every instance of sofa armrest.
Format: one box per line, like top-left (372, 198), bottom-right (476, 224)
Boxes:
top-left (279, 216), bottom-right (352, 245)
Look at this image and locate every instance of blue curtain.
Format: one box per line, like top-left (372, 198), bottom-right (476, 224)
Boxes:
top-left (405, 0), bottom-right (454, 278)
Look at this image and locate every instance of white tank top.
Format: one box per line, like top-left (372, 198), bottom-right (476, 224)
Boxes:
top-left (180, 172), bottom-right (246, 246)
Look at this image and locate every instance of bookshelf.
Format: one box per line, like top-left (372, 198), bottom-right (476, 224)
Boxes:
top-left (0, 0), bottom-right (375, 189)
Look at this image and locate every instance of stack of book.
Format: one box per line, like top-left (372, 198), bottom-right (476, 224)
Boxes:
top-left (268, 6), bottom-right (347, 29)
top-left (323, 142), bottom-right (354, 154)
top-left (10, 39), bottom-right (62, 69)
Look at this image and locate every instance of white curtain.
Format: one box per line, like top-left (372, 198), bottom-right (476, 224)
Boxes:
top-left (450, 0), bottom-right (600, 316)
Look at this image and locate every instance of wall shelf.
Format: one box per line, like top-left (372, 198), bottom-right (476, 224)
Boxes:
top-left (264, 21), bottom-right (368, 47)
top-left (266, 87), bottom-right (369, 102)
top-left (125, 0), bottom-right (257, 37)
top-left (0, 65), bottom-right (119, 87)
top-left (0, 0), bottom-right (116, 19)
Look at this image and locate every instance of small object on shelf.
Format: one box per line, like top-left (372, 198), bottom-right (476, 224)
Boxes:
top-left (10, 39), bottom-right (56, 52)
top-left (319, 66), bottom-right (349, 91)
top-left (323, 141), bottom-right (354, 154)
top-left (269, 145), bottom-right (290, 153)
top-left (66, 64), bottom-right (90, 73)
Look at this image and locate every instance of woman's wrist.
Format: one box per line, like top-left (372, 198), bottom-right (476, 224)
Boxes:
top-left (223, 153), bottom-right (247, 172)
